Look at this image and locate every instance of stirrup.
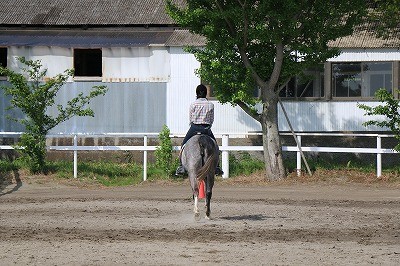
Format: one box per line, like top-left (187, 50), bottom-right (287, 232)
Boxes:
top-left (175, 165), bottom-right (186, 176)
top-left (215, 167), bottom-right (223, 176)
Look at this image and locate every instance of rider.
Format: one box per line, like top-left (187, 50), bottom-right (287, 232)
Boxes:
top-left (175, 84), bottom-right (223, 176)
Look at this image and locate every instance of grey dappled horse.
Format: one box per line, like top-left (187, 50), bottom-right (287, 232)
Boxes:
top-left (181, 134), bottom-right (219, 220)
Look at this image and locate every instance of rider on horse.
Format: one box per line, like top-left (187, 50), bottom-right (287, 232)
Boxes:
top-left (175, 84), bottom-right (223, 176)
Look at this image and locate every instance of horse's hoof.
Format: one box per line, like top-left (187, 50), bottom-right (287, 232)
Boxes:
top-left (194, 212), bottom-right (201, 221)
top-left (205, 215), bottom-right (211, 220)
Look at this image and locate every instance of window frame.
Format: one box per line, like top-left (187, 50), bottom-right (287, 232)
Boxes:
top-left (331, 61), bottom-right (393, 100)
top-left (279, 67), bottom-right (325, 100)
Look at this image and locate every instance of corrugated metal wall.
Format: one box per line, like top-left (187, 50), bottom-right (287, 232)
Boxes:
top-left (0, 46), bottom-right (394, 134)
top-left (0, 80), bottom-right (386, 133)
top-left (0, 83), bottom-right (25, 132)
top-left (0, 81), bottom-right (166, 133)
top-left (1, 45), bottom-right (170, 133)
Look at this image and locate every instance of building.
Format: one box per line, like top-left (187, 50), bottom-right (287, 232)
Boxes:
top-left (1, 0), bottom-right (399, 136)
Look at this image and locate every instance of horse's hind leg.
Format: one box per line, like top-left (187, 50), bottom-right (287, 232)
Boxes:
top-left (205, 191), bottom-right (212, 219)
top-left (194, 195), bottom-right (199, 213)
top-left (193, 195), bottom-right (200, 220)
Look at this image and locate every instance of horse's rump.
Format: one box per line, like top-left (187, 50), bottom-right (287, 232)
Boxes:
top-left (196, 135), bottom-right (218, 181)
top-left (182, 134), bottom-right (218, 181)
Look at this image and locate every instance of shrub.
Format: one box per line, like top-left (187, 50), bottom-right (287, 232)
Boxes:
top-left (154, 125), bottom-right (173, 177)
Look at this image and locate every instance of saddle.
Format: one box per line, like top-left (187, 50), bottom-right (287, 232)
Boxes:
top-left (182, 131), bottom-right (212, 151)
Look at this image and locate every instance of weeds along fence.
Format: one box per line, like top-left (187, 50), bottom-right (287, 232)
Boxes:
top-left (1, 132), bottom-right (398, 179)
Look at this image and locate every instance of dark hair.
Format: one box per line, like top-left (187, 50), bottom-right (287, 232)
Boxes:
top-left (196, 84), bottom-right (208, 99)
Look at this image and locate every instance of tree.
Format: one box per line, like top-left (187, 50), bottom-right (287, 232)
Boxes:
top-left (358, 89), bottom-right (400, 151)
top-left (370, 0), bottom-right (400, 38)
top-left (0, 57), bottom-right (108, 173)
top-left (166, 0), bottom-right (369, 180)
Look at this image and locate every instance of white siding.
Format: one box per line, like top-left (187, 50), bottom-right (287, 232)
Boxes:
top-left (8, 46), bottom-right (72, 79)
top-left (278, 101), bottom-right (384, 132)
top-left (8, 46), bottom-right (171, 82)
top-left (329, 49), bottom-right (400, 62)
top-left (103, 47), bottom-right (170, 82)
top-left (166, 47), bottom-right (201, 135)
top-left (166, 47), bottom-right (263, 136)
top-left (212, 102), bottom-right (261, 134)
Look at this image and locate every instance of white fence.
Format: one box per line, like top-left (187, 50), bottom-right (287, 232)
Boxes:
top-left (1, 132), bottom-right (398, 179)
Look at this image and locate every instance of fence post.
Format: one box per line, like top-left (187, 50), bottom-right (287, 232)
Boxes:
top-left (377, 136), bottom-right (382, 177)
top-left (222, 134), bottom-right (229, 178)
top-left (143, 135), bottom-right (147, 181)
top-left (73, 134), bottom-right (77, 178)
top-left (296, 135), bottom-right (302, 176)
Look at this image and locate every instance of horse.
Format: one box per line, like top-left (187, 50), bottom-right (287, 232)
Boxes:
top-left (181, 134), bottom-right (219, 220)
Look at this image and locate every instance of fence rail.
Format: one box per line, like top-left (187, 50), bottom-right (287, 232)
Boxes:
top-left (1, 132), bottom-right (398, 179)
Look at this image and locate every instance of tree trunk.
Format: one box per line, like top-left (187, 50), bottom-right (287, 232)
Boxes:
top-left (261, 94), bottom-right (285, 181)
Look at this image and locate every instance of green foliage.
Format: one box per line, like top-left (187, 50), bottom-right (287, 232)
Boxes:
top-left (229, 152), bottom-right (264, 176)
top-left (0, 57), bottom-right (108, 173)
top-left (18, 134), bottom-right (47, 173)
top-left (44, 161), bottom-right (143, 186)
top-left (369, 0), bottom-right (400, 38)
top-left (358, 89), bottom-right (400, 151)
top-left (0, 159), bottom-right (20, 172)
top-left (154, 125), bottom-right (174, 177)
top-left (166, 0), bottom-right (368, 107)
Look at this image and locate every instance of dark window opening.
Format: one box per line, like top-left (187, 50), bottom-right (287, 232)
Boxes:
top-left (0, 47), bottom-right (7, 68)
top-left (280, 69), bottom-right (325, 98)
top-left (73, 49), bottom-right (102, 77)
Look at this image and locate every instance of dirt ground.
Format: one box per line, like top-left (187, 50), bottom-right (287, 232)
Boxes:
top-left (0, 173), bottom-right (400, 266)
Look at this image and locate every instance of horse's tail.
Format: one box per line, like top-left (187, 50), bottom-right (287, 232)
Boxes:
top-left (196, 135), bottom-right (218, 181)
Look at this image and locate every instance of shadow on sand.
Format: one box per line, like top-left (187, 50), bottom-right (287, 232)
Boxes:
top-left (220, 214), bottom-right (275, 221)
top-left (0, 169), bottom-right (22, 196)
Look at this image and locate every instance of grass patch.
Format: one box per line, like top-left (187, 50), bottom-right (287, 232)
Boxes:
top-left (2, 153), bottom-right (400, 187)
top-left (229, 152), bottom-right (265, 177)
top-left (45, 161), bottom-right (143, 186)
top-left (285, 156), bottom-right (376, 173)
top-left (0, 159), bottom-right (20, 172)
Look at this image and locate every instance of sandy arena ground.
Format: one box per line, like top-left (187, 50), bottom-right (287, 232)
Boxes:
top-left (0, 176), bottom-right (400, 265)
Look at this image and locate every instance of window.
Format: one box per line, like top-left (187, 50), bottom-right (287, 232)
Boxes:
top-left (200, 77), bottom-right (217, 100)
top-left (280, 68), bottom-right (325, 98)
top-left (204, 84), bottom-right (215, 99)
top-left (73, 49), bottom-right (102, 77)
top-left (332, 62), bottom-right (392, 98)
top-left (0, 47), bottom-right (7, 68)
top-left (203, 83), bottom-right (260, 100)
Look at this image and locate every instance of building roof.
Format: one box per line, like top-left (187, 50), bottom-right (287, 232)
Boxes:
top-left (0, 0), bottom-right (398, 49)
top-left (329, 22), bottom-right (400, 49)
top-left (0, 0), bottom-right (187, 26)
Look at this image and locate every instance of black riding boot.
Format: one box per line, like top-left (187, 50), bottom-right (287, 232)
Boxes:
top-left (215, 164), bottom-right (223, 176)
top-left (175, 149), bottom-right (186, 176)
top-left (175, 164), bottom-right (186, 176)
top-left (215, 151), bottom-right (223, 176)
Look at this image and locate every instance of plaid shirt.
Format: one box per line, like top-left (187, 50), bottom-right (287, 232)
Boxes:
top-left (189, 98), bottom-right (214, 125)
